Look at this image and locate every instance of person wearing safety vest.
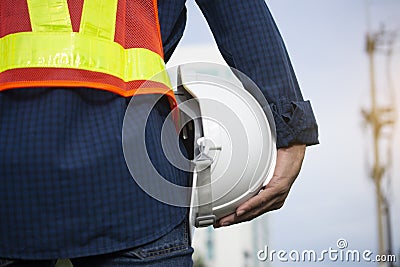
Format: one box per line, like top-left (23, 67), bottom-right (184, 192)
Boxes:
top-left (0, 1), bottom-right (318, 266)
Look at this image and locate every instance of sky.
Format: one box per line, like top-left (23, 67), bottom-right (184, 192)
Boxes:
top-left (168, 0), bottom-right (400, 266)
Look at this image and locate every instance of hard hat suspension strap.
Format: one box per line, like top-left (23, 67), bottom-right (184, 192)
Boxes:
top-left (193, 156), bottom-right (216, 227)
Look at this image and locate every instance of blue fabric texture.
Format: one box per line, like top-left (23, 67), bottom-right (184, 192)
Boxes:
top-left (0, 90), bottom-right (189, 260)
top-left (160, 0), bottom-right (319, 148)
top-left (0, 218), bottom-right (193, 266)
top-left (0, 0), bottom-right (319, 260)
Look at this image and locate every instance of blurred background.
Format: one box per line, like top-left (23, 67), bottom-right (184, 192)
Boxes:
top-left (167, 0), bottom-right (400, 266)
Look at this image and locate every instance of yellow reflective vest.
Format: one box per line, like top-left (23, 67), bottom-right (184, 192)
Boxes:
top-left (0, 0), bottom-right (175, 104)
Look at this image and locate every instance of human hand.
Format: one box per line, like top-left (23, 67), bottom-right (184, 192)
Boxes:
top-left (214, 144), bottom-right (306, 228)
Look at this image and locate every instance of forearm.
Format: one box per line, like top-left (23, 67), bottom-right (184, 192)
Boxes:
top-left (196, 0), bottom-right (319, 147)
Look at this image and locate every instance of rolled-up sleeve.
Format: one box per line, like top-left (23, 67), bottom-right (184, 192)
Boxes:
top-left (195, 0), bottom-right (319, 148)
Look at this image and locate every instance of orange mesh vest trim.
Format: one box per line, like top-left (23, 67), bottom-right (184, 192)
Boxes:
top-left (0, 0), bottom-right (176, 104)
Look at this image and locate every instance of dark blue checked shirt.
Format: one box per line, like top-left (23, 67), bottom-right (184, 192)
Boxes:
top-left (0, 0), bottom-right (318, 260)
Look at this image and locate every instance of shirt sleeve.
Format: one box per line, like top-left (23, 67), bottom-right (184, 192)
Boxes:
top-left (195, 0), bottom-right (319, 148)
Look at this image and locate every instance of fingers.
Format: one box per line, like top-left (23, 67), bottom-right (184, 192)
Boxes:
top-left (214, 144), bottom-right (306, 228)
top-left (214, 181), bottom-right (289, 227)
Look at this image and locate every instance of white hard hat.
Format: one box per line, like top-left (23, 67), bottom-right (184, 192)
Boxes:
top-left (174, 63), bottom-right (277, 230)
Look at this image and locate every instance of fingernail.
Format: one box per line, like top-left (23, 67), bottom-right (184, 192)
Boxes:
top-left (236, 210), bottom-right (246, 217)
top-left (221, 221), bottom-right (231, 227)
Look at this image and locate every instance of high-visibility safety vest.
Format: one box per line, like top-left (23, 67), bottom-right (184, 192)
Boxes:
top-left (0, 0), bottom-right (175, 105)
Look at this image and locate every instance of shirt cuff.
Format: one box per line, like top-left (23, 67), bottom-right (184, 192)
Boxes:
top-left (269, 100), bottom-right (319, 148)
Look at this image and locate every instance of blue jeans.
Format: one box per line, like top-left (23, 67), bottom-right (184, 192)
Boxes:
top-left (0, 219), bottom-right (193, 267)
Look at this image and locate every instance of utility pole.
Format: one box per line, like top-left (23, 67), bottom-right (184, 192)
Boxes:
top-left (362, 28), bottom-right (396, 266)
top-left (364, 30), bottom-right (385, 260)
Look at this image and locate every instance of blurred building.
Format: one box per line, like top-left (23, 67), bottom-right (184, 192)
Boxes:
top-left (192, 215), bottom-right (270, 267)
